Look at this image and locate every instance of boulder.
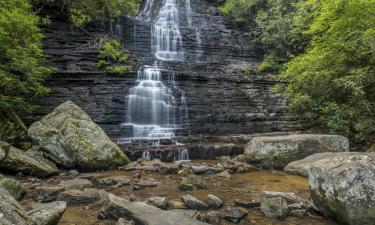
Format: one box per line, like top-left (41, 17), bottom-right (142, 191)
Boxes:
top-left (32, 186), bottom-right (65, 203)
top-left (145, 197), bottom-right (167, 209)
top-left (0, 141), bottom-right (58, 177)
top-left (56, 188), bottom-right (98, 206)
top-left (97, 176), bottom-right (131, 187)
top-left (181, 194), bottom-right (209, 210)
top-left (0, 175), bottom-right (27, 200)
top-left (99, 193), bottom-right (208, 225)
top-left (195, 211), bottom-right (222, 224)
top-left (285, 152), bottom-right (363, 177)
top-left (28, 101), bottom-right (129, 171)
top-left (117, 218), bottom-right (135, 225)
top-left (0, 187), bottom-right (33, 225)
top-left (205, 194), bottom-right (223, 209)
top-left (244, 134), bottom-right (349, 169)
top-left (221, 207), bottom-right (248, 223)
top-left (260, 196), bottom-right (289, 219)
top-left (158, 163), bottom-right (178, 174)
top-left (180, 177), bottom-right (208, 191)
top-left (308, 153), bottom-right (375, 225)
top-left (27, 201), bottom-right (67, 225)
top-left (191, 165), bottom-right (223, 175)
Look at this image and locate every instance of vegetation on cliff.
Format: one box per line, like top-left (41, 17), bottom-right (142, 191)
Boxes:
top-left (222, 0), bottom-right (375, 149)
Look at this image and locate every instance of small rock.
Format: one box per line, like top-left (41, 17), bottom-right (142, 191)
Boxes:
top-left (181, 194), bottom-right (209, 210)
top-left (129, 194), bottom-right (141, 202)
top-left (168, 199), bottom-right (188, 209)
top-left (27, 201), bottom-right (67, 225)
top-left (117, 218), bottom-right (135, 225)
top-left (195, 211), bottom-right (222, 224)
top-left (67, 170), bottom-right (80, 178)
top-left (234, 199), bottom-right (260, 208)
top-left (56, 188), bottom-right (98, 206)
top-left (32, 186), bottom-right (65, 203)
top-left (205, 194), bottom-right (223, 209)
top-left (260, 196), bottom-right (289, 219)
top-left (216, 170), bottom-right (231, 179)
top-left (98, 176), bottom-right (131, 187)
top-left (60, 179), bottom-right (93, 190)
top-left (179, 177), bottom-right (207, 191)
top-left (192, 165), bottom-right (222, 175)
top-left (159, 164), bottom-right (178, 174)
top-left (222, 207), bottom-right (248, 223)
top-left (133, 178), bottom-right (159, 188)
top-left (145, 197), bottom-right (167, 210)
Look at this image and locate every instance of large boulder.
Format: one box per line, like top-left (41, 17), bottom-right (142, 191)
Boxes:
top-left (28, 101), bottom-right (129, 171)
top-left (308, 153), bottom-right (375, 225)
top-left (0, 141), bottom-right (58, 177)
top-left (284, 152), bottom-right (363, 177)
top-left (99, 193), bottom-right (208, 225)
top-left (244, 134), bottom-right (349, 169)
top-left (0, 187), bottom-right (33, 225)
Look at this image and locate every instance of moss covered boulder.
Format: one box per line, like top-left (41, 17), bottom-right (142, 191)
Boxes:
top-left (0, 175), bottom-right (27, 200)
top-left (180, 176), bottom-right (208, 191)
top-left (28, 101), bottom-right (129, 171)
top-left (308, 153), bottom-right (375, 225)
top-left (244, 134), bottom-right (349, 169)
top-left (0, 141), bottom-right (58, 177)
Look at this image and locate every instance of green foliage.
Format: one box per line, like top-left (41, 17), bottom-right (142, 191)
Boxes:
top-left (256, 54), bottom-right (285, 73)
top-left (33, 0), bottom-right (140, 26)
top-left (0, 0), bottom-right (54, 113)
top-left (97, 38), bottom-right (135, 75)
top-left (276, 0), bottom-right (375, 149)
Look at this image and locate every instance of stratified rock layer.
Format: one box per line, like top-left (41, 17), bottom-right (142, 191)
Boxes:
top-left (28, 101), bottom-right (129, 171)
top-left (244, 134), bottom-right (349, 169)
top-left (308, 153), bottom-right (375, 225)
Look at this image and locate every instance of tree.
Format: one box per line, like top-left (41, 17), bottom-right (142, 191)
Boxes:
top-left (276, 0), bottom-right (375, 149)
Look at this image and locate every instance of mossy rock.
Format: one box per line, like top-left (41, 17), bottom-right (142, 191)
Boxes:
top-left (180, 177), bottom-right (208, 192)
top-left (0, 175), bottom-right (27, 200)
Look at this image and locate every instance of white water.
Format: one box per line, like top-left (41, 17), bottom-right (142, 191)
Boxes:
top-left (175, 148), bottom-right (190, 161)
top-left (137, 0), bottom-right (155, 20)
top-left (142, 151), bottom-right (151, 160)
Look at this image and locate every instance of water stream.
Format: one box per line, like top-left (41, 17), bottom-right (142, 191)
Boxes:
top-left (120, 0), bottom-right (198, 160)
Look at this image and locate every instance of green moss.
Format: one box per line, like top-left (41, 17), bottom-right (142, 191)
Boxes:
top-left (179, 177), bottom-right (208, 191)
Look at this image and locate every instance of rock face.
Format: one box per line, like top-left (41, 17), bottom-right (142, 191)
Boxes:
top-left (0, 141), bottom-right (58, 177)
top-left (99, 193), bottom-right (208, 225)
top-left (23, 0), bottom-right (301, 145)
top-left (244, 134), bottom-right (349, 169)
top-left (28, 101), bottom-right (130, 171)
top-left (0, 187), bottom-right (33, 225)
top-left (308, 153), bottom-right (375, 225)
top-left (284, 152), bottom-right (363, 177)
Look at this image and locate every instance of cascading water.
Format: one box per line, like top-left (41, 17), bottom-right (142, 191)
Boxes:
top-left (120, 0), bottom-right (198, 160)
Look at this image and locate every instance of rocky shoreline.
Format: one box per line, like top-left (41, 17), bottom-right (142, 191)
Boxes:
top-left (1, 101), bottom-right (374, 225)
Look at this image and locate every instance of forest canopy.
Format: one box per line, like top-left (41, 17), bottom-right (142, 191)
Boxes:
top-left (222, 0), bottom-right (375, 149)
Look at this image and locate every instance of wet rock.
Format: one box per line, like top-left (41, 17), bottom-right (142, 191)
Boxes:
top-left (0, 141), bottom-right (58, 178)
top-left (0, 186), bottom-right (32, 225)
top-left (0, 175), bottom-right (27, 200)
top-left (260, 196), bottom-right (289, 219)
top-left (145, 197), bottom-right (167, 209)
top-left (308, 153), bottom-right (375, 225)
top-left (234, 199), bottom-right (260, 208)
top-left (133, 178), bottom-right (160, 188)
top-left (245, 134), bottom-right (349, 169)
top-left (158, 163), bottom-right (178, 174)
top-left (60, 178), bottom-right (93, 190)
top-left (222, 207), bottom-right (248, 223)
top-left (27, 201), bottom-right (67, 225)
top-left (56, 188), bottom-right (98, 206)
top-left (181, 194), bottom-right (209, 210)
top-left (98, 176), bottom-right (131, 187)
top-left (192, 165), bottom-right (223, 175)
top-left (32, 186), bottom-right (65, 203)
top-left (260, 191), bottom-right (316, 211)
top-left (218, 156), bottom-right (257, 173)
top-left (205, 194), bottom-right (223, 209)
top-left (99, 193), bottom-right (208, 224)
top-left (180, 177), bottom-right (208, 191)
top-left (28, 101), bottom-right (130, 171)
top-left (195, 211), bottom-right (222, 224)
top-left (117, 218), bottom-right (135, 225)
top-left (284, 152), bottom-right (361, 177)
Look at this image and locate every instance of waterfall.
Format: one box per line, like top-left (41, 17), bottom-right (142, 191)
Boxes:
top-left (138, 0), bottom-right (155, 20)
top-left (175, 148), bottom-right (190, 161)
top-left (142, 151), bottom-right (151, 160)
